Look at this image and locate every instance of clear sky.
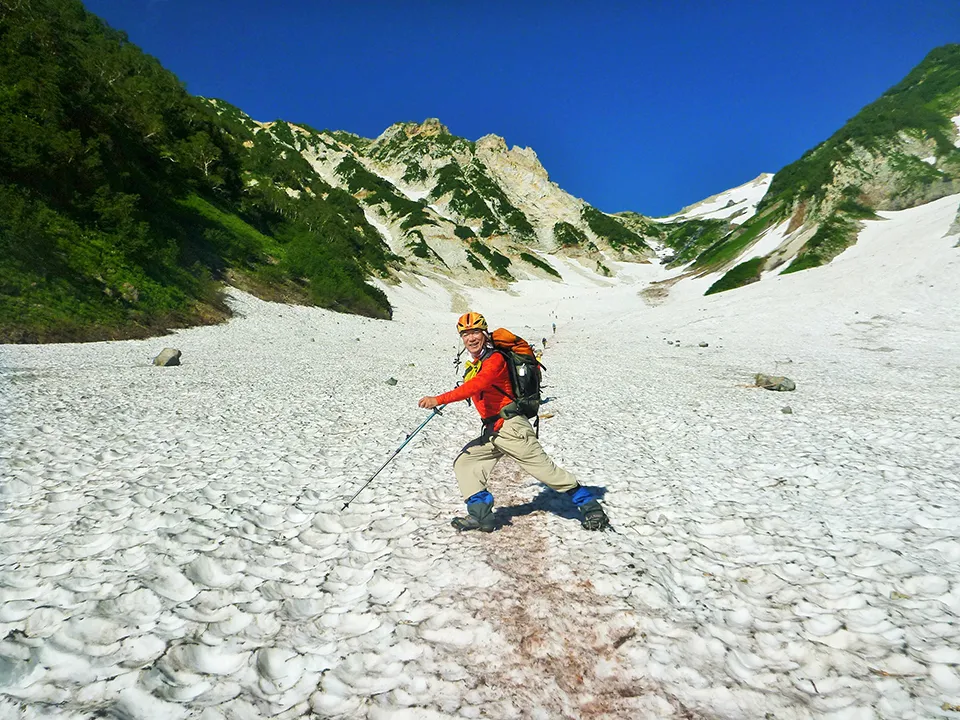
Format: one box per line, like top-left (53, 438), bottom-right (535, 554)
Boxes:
top-left (82, 0), bottom-right (960, 217)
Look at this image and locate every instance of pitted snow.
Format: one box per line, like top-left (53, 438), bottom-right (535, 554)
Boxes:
top-left (1, 195), bottom-right (960, 718)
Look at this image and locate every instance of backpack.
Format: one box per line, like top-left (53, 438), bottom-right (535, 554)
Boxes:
top-left (489, 328), bottom-right (544, 422)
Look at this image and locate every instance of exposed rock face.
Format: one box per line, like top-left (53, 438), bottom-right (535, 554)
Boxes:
top-left (473, 135), bottom-right (586, 248)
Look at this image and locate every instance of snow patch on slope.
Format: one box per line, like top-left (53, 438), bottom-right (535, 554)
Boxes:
top-left (658, 173), bottom-right (774, 224)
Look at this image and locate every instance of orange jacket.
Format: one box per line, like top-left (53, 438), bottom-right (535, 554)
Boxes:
top-left (436, 352), bottom-right (513, 432)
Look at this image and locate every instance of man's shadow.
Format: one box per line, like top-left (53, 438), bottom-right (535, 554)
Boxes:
top-left (492, 486), bottom-right (607, 528)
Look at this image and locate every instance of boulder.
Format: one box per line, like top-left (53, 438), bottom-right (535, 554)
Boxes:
top-left (385, 377), bottom-right (398, 386)
top-left (153, 348), bottom-right (182, 367)
top-left (755, 373), bottom-right (795, 392)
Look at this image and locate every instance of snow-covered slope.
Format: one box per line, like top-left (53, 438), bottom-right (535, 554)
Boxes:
top-left (658, 173), bottom-right (774, 224)
top-left (3, 194), bottom-right (959, 718)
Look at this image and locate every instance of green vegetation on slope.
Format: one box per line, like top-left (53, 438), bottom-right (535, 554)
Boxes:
top-left (366, 121), bottom-right (475, 164)
top-left (469, 241), bottom-right (513, 280)
top-left (430, 161), bottom-right (499, 226)
top-left (705, 257), bottom-right (764, 295)
top-left (690, 210), bottom-right (776, 271)
top-left (760, 44), bottom-right (960, 212)
top-left (581, 207), bottom-right (650, 252)
top-left (519, 252), bottom-right (561, 278)
top-left (405, 230), bottom-right (446, 265)
top-left (553, 221), bottom-right (588, 247)
top-left (335, 155), bottom-right (435, 230)
top-left (0, 0), bottom-right (394, 342)
top-left (658, 218), bottom-right (732, 267)
top-left (466, 161), bottom-right (536, 240)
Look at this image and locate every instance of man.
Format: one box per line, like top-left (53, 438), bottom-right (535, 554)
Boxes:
top-left (418, 312), bottom-right (609, 532)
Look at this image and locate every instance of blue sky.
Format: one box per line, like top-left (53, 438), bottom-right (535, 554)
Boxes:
top-left (83, 0), bottom-right (959, 217)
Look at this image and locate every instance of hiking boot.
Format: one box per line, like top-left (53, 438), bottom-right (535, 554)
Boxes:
top-left (451, 501), bottom-right (495, 532)
top-left (579, 500), bottom-right (609, 531)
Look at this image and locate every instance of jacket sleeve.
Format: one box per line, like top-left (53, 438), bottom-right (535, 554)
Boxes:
top-left (436, 353), bottom-right (508, 405)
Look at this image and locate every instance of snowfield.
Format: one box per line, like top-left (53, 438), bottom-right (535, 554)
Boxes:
top-left (2, 195), bottom-right (960, 719)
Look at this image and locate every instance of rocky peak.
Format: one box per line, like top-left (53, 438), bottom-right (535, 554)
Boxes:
top-left (476, 135), bottom-right (549, 182)
top-left (409, 118), bottom-right (450, 137)
top-left (374, 118), bottom-right (450, 143)
top-left (476, 134), bottom-right (507, 153)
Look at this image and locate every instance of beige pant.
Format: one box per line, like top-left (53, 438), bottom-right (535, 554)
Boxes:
top-left (453, 415), bottom-right (579, 499)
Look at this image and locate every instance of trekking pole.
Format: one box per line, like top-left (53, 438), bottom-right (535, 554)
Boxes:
top-left (341, 405), bottom-right (446, 510)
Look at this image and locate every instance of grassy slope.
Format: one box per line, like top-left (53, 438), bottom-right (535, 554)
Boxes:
top-left (0, 0), bottom-right (394, 343)
top-left (700, 44), bottom-right (960, 293)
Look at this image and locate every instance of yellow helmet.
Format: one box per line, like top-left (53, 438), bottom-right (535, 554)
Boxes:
top-left (457, 311), bottom-right (488, 334)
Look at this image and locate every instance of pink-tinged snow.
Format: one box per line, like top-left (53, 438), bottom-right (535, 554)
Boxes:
top-left (657, 174), bottom-right (774, 225)
top-left (2, 195), bottom-right (960, 719)
top-left (953, 113), bottom-right (960, 147)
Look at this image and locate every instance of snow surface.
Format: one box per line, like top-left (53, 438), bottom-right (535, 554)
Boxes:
top-left (744, 221), bottom-right (793, 264)
top-left (2, 195), bottom-right (960, 719)
top-left (658, 174), bottom-right (774, 225)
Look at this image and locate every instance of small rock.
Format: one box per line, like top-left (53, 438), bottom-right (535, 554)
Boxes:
top-left (781, 406), bottom-right (793, 414)
top-left (385, 377), bottom-right (398, 386)
top-left (755, 373), bottom-right (796, 392)
top-left (699, 342), bottom-right (709, 348)
top-left (153, 348), bottom-right (181, 367)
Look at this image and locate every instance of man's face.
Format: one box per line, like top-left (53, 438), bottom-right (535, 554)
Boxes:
top-left (460, 328), bottom-right (486, 355)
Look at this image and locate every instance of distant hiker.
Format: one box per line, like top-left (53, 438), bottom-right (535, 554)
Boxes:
top-left (541, 337), bottom-right (548, 349)
top-left (552, 322), bottom-right (556, 334)
top-left (418, 312), bottom-right (609, 532)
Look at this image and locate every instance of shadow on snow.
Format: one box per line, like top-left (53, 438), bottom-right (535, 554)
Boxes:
top-left (491, 485), bottom-right (608, 529)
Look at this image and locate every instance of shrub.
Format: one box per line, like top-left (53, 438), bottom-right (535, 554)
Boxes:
top-left (581, 207), bottom-right (650, 251)
top-left (553, 221), bottom-right (587, 247)
top-left (465, 251), bottom-right (486, 271)
top-left (469, 240), bottom-right (513, 280)
top-left (781, 212), bottom-right (860, 274)
top-left (705, 257), bottom-right (764, 295)
top-left (519, 252), bottom-right (561, 278)
top-left (454, 224), bottom-right (476, 240)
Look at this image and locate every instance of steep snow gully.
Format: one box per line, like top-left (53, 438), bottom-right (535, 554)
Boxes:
top-left (2, 195), bottom-right (960, 718)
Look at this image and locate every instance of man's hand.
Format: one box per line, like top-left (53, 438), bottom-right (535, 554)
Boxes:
top-left (418, 396), bottom-right (439, 409)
